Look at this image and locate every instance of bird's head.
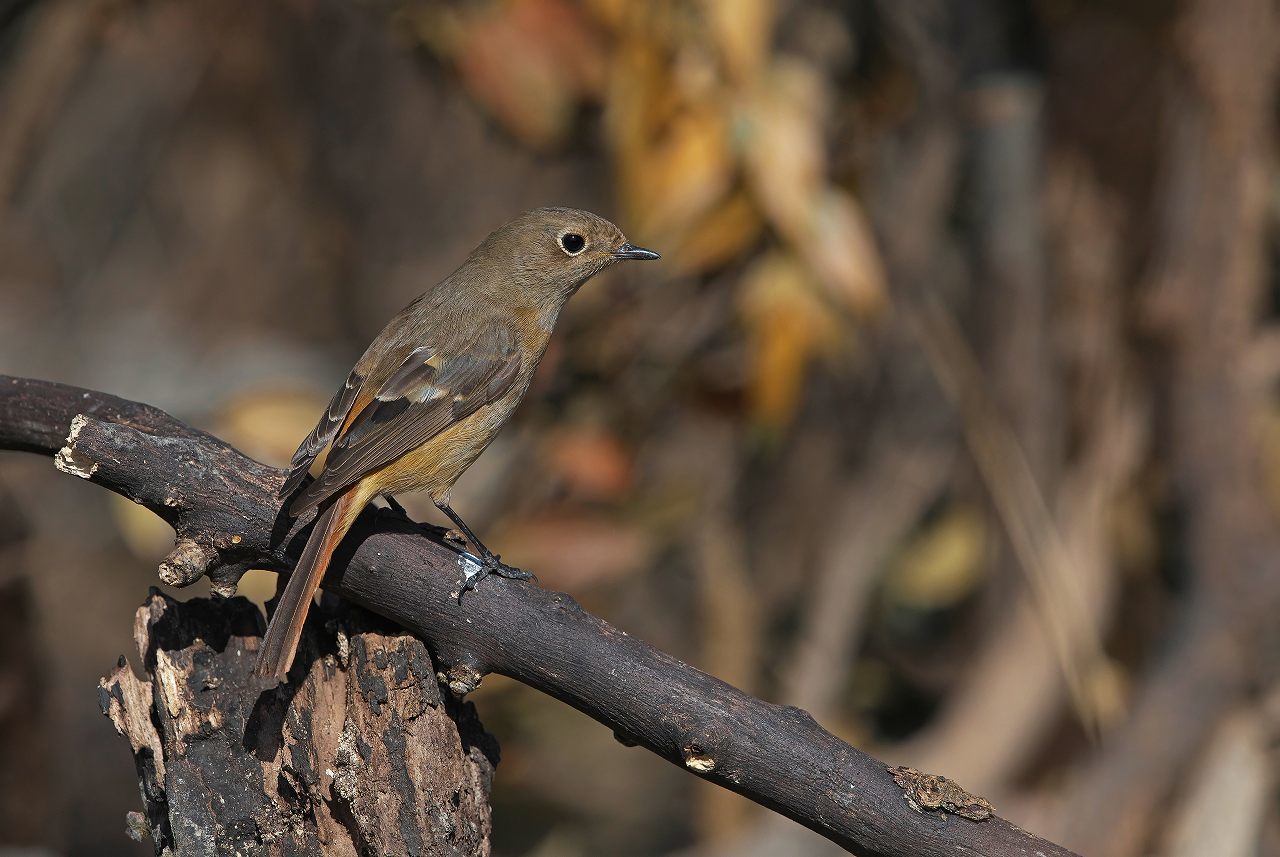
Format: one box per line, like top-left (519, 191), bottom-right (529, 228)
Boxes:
top-left (469, 207), bottom-right (660, 310)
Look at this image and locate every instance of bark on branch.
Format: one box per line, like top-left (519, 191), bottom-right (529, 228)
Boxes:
top-left (0, 375), bottom-right (1078, 857)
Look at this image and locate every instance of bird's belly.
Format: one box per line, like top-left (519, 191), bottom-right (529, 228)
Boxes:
top-left (368, 403), bottom-right (511, 500)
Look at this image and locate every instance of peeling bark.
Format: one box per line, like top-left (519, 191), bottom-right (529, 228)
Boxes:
top-left (99, 590), bottom-right (495, 856)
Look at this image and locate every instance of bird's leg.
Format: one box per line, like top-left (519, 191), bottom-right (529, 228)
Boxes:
top-left (384, 494), bottom-right (463, 542)
top-left (386, 494), bottom-right (449, 538)
top-left (434, 501), bottom-right (535, 598)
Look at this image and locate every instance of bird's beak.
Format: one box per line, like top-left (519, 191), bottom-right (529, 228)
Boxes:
top-left (611, 243), bottom-right (661, 261)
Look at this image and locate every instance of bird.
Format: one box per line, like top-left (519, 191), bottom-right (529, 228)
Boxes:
top-left (255, 207), bottom-right (660, 685)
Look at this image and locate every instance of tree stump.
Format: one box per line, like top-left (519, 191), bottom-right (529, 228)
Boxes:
top-left (98, 589), bottom-right (496, 856)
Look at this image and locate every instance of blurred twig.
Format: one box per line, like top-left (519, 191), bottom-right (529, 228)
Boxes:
top-left (895, 140), bottom-right (1146, 793)
top-left (780, 438), bottom-right (951, 723)
top-left (895, 58), bottom-right (1111, 741)
top-left (903, 290), bottom-right (1108, 736)
top-left (1158, 704), bottom-right (1275, 857)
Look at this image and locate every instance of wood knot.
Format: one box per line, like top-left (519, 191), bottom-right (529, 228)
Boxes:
top-left (681, 742), bottom-right (716, 773)
top-left (444, 663), bottom-right (483, 697)
top-left (158, 539), bottom-right (218, 587)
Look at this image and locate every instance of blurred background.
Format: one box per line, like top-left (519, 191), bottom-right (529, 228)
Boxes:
top-left (0, 0), bottom-right (1277, 855)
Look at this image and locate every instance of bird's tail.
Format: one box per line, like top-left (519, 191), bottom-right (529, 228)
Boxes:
top-left (253, 486), bottom-right (366, 686)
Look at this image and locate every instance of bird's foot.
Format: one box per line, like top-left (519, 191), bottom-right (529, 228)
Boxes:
top-left (488, 558), bottom-right (536, 584)
top-left (457, 554), bottom-right (536, 603)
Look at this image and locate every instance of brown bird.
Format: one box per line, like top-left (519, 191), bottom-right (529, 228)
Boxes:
top-left (256, 207), bottom-right (659, 684)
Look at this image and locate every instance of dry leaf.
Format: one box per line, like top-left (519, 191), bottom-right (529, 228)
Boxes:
top-left (700, 0), bottom-right (775, 83)
top-left (803, 189), bottom-right (888, 315)
top-left (737, 252), bottom-right (841, 429)
top-left (738, 61), bottom-right (826, 224)
top-left (625, 103), bottom-right (734, 241)
top-left (422, 0), bottom-right (607, 148)
top-left (665, 190), bottom-right (764, 274)
top-left (544, 425), bottom-right (634, 500)
top-left (740, 61), bottom-right (886, 314)
top-left (883, 506), bottom-right (987, 611)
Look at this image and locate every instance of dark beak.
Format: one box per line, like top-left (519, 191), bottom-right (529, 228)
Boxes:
top-left (612, 243), bottom-right (661, 261)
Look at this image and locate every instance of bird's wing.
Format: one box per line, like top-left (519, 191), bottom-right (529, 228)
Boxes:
top-left (287, 323), bottom-right (522, 517)
top-left (278, 368), bottom-right (365, 501)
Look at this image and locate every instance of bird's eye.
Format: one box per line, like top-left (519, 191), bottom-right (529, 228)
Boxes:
top-left (559, 233), bottom-right (586, 255)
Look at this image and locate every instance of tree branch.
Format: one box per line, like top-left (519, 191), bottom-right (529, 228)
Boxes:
top-left (0, 375), bottom-right (1078, 857)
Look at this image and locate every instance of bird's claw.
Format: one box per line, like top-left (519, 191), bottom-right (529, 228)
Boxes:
top-left (491, 563), bottom-right (536, 583)
top-left (457, 556), bottom-right (536, 603)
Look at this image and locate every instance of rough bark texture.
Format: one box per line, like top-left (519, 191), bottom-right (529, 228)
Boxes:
top-left (1, 374), bottom-right (1078, 857)
top-left (98, 589), bottom-right (496, 857)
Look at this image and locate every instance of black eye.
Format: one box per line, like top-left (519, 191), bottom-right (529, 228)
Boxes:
top-left (560, 233), bottom-right (585, 254)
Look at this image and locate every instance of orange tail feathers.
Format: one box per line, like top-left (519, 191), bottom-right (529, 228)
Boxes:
top-left (253, 486), bottom-right (367, 686)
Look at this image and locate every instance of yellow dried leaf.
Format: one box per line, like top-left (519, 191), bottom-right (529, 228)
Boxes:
top-left (738, 252), bottom-right (841, 429)
top-left (739, 63), bottom-right (886, 314)
top-left (625, 103), bottom-right (734, 240)
top-left (884, 506), bottom-right (987, 610)
top-left (666, 190), bottom-right (763, 274)
top-left (700, 0), bottom-right (775, 82)
top-left (582, 0), bottom-right (631, 32)
top-left (738, 61), bottom-right (827, 224)
top-left (802, 189), bottom-right (888, 315)
top-left (604, 39), bottom-right (674, 214)
top-left (602, 46), bottom-right (668, 151)
top-left (586, 0), bottom-right (682, 39)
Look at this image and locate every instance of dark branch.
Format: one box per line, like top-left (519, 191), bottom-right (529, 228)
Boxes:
top-left (0, 375), bottom-right (1078, 857)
